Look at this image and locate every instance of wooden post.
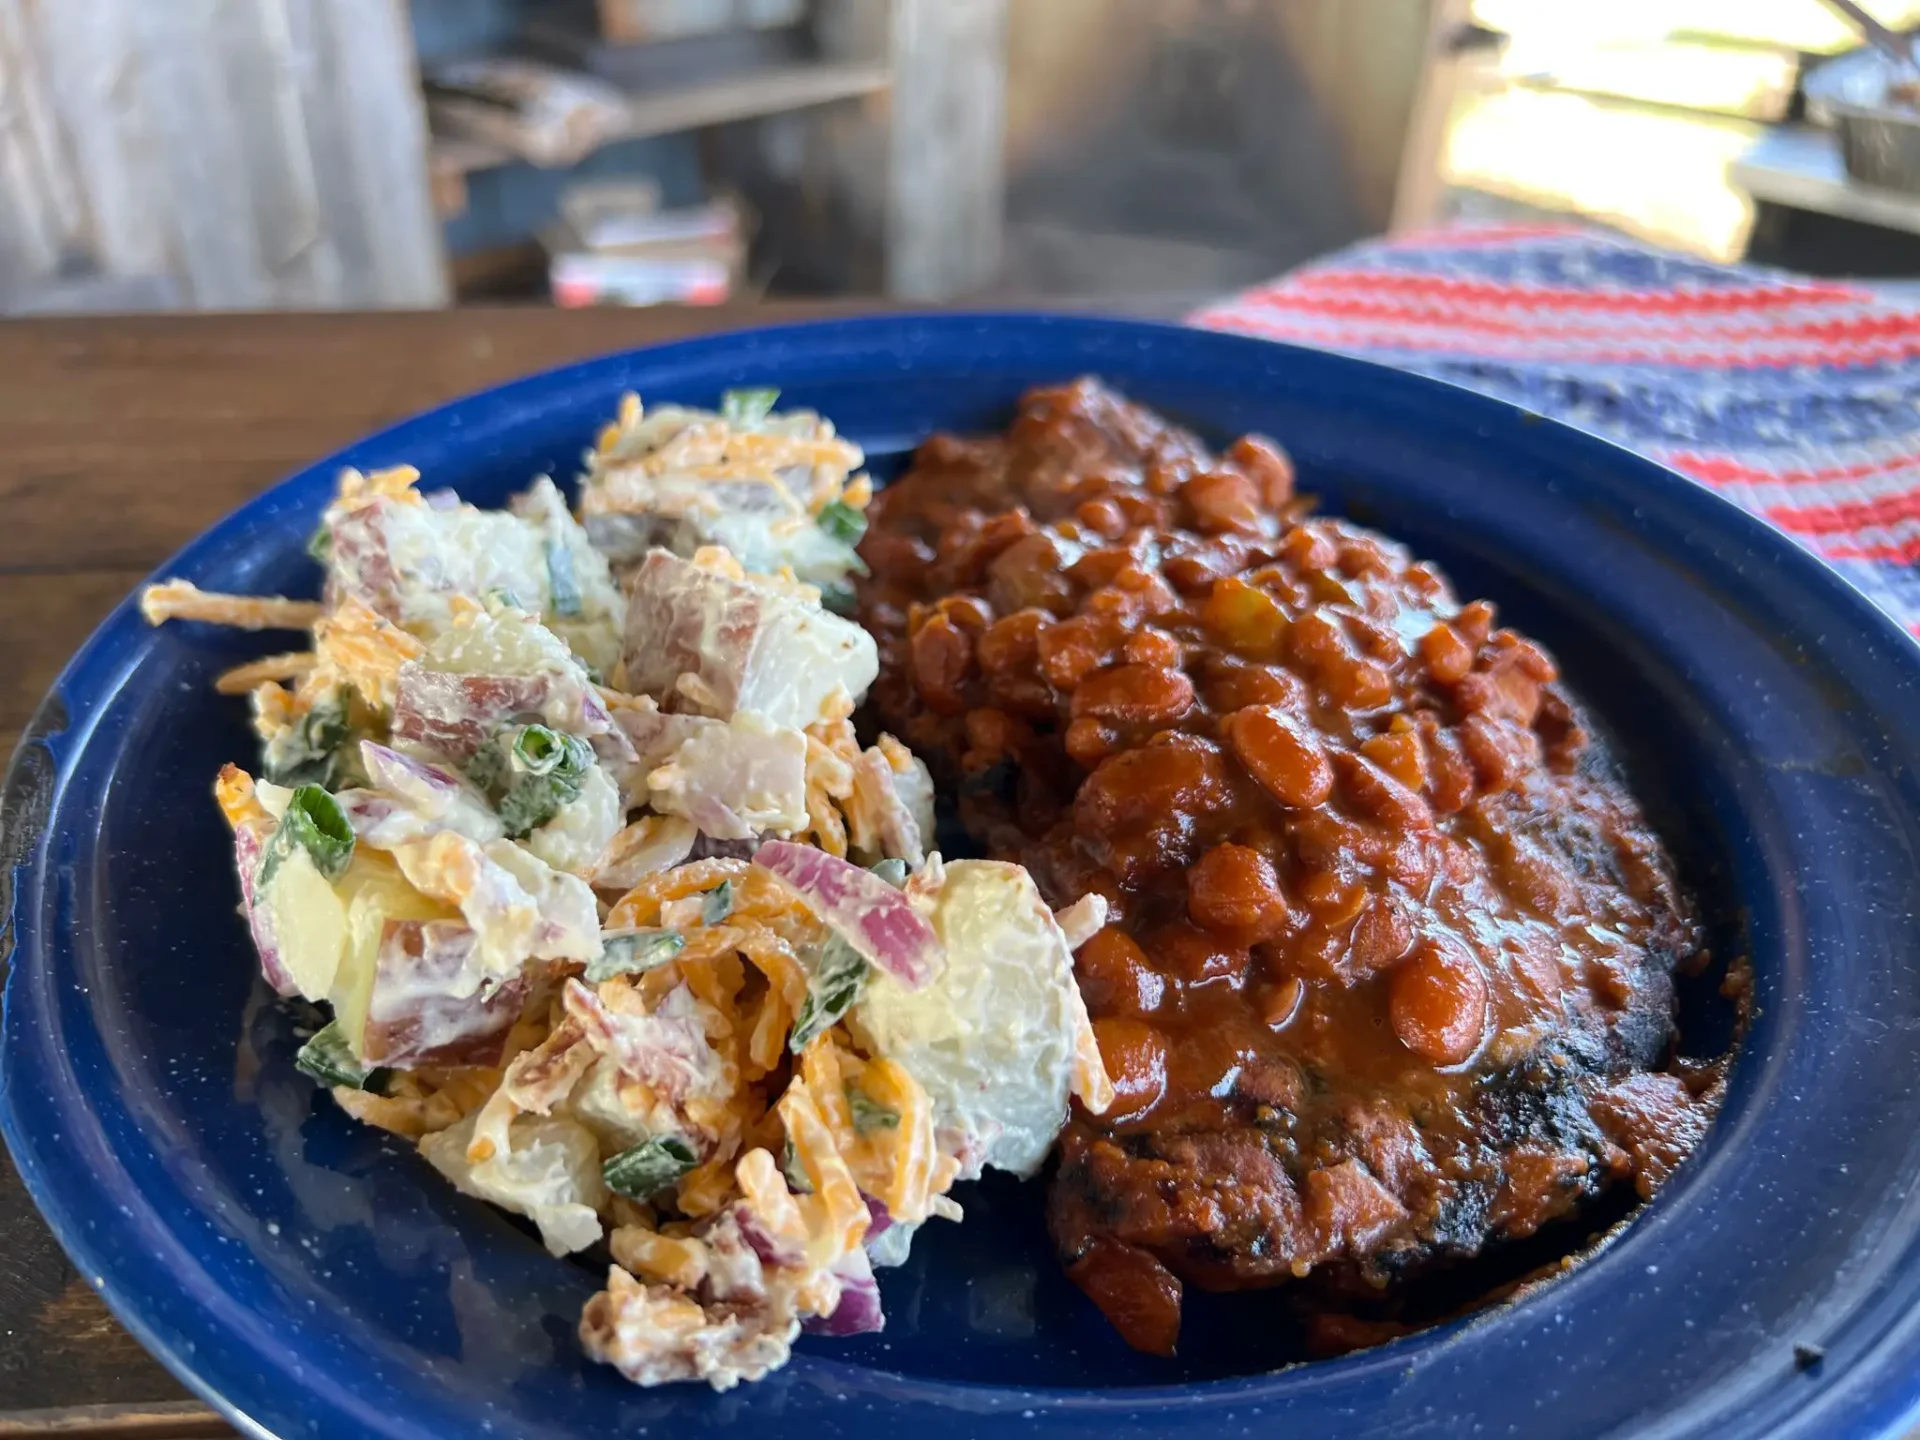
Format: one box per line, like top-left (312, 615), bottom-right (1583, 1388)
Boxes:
top-left (1389, 0), bottom-right (1472, 235)
top-left (0, 0), bottom-right (447, 311)
top-left (809, 0), bottom-right (1009, 299)
top-left (881, 0), bottom-right (1008, 298)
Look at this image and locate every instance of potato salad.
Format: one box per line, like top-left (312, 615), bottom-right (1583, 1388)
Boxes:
top-left (140, 391), bottom-right (1111, 1392)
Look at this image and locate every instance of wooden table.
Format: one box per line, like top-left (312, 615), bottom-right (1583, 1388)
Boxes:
top-left (0, 303), bottom-right (882, 1438)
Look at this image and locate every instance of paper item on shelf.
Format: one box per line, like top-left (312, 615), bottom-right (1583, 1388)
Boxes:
top-left (549, 252), bottom-right (733, 307)
top-left (564, 198), bottom-right (742, 253)
top-left (425, 58), bottom-right (631, 169)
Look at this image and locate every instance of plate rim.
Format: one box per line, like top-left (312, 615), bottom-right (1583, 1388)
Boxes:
top-left (6, 310), bottom-right (1920, 1439)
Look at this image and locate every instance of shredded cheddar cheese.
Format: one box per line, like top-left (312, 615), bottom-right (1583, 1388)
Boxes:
top-left (141, 580), bottom-right (323, 632)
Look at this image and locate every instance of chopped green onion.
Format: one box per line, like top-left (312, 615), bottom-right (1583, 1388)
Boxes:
top-left (484, 586), bottom-right (526, 610)
top-left (819, 581), bottom-right (857, 617)
top-left (701, 879), bottom-right (735, 925)
top-left (495, 775), bottom-right (580, 838)
top-left (847, 1087), bottom-right (899, 1134)
top-left (295, 1021), bottom-right (388, 1093)
top-left (512, 725), bottom-right (590, 778)
top-left (305, 525), bottom-right (333, 564)
top-left (869, 858), bottom-right (908, 888)
top-left (720, 387), bottom-right (779, 428)
top-left (546, 538), bottom-right (582, 618)
top-left (817, 499), bottom-right (867, 546)
top-left (585, 928), bottom-right (686, 983)
top-left (473, 725), bottom-right (596, 837)
top-left (260, 785), bottom-right (356, 887)
top-left (603, 1135), bottom-right (700, 1201)
top-left (789, 935), bottom-right (869, 1054)
top-left (781, 1137), bottom-right (813, 1194)
top-left (263, 689), bottom-right (350, 788)
top-left (464, 740), bottom-right (507, 795)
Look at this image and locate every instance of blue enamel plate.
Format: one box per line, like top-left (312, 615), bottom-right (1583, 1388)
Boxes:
top-left (6, 315), bottom-right (1920, 1439)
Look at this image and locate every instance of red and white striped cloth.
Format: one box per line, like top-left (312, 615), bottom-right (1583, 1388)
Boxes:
top-left (1190, 224), bottom-right (1920, 637)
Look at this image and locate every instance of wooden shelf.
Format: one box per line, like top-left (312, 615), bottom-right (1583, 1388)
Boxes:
top-left (429, 59), bottom-right (891, 199)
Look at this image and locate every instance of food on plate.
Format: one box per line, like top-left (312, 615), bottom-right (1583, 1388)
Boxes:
top-left (856, 379), bottom-right (1726, 1356)
top-left (145, 391), bottom-right (1111, 1391)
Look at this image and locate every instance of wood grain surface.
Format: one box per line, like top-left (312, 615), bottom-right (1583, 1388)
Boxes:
top-left (0, 302), bottom-right (869, 1436)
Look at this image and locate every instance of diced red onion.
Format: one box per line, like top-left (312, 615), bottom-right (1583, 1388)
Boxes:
top-left (359, 741), bottom-right (466, 805)
top-left (234, 823), bottom-right (295, 996)
top-left (801, 1246), bottom-right (885, 1337)
top-left (731, 1201), bottom-right (805, 1270)
top-left (751, 840), bottom-right (942, 989)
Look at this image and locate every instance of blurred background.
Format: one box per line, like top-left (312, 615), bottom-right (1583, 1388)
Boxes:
top-left (5, 0), bottom-right (1920, 316)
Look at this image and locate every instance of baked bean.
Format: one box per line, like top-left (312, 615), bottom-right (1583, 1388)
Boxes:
top-left (1151, 921), bottom-right (1252, 986)
top-left (1420, 716), bottom-right (1475, 815)
top-left (1072, 663), bottom-right (1195, 727)
top-left (1421, 622), bottom-right (1474, 684)
top-left (1227, 434), bottom-right (1295, 508)
top-left (864, 532), bottom-right (936, 583)
top-left (1282, 920), bottom-right (1357, 983)
top-left (1290, 805), bottom-right (1392, 871)
top-left (988, 532), bottom-right (1077, 615)
top-left (1346, 612), bottom-right (1401, 660)
top-left (1188, 843), bottom-right (1289, 944)
top-left (1535, 686), bottom-right (1589, 769)
top-left (1347, 893), bottom-right (1415, 973)
top-left (1296, 869), bottom-right (1368, 925)
top-left (1114, 493), bottom-right (1171, 530)
top-left (1184, 469), bottom-right (1263, 533)
top-left (1260, 977), bottom-right (1306, 1029)
top-left (1334, 752), bottom-right (1434, 832)
top-left (1337, 538), bottom-right (1393, 578)
top-left (1162, 551), bottom-right (1226, 596)
top-left (936, 594), bottom-right (994, 634)
top-left (1460, 713), bottom-right (1542, 795)
top-left (1124, 628), bottom-right (1184, 667)
top-left (942, 509), bottom-right (1036, 587)
top-left (1389, 935), bottom-right (1489, 1066)
top-left (1455, 599), bottom-right (1495, 647)
top-left (1069, 545), bottom-right (1139, 590)
top-left (1038, 614), bottom-right (1118, 690)
top-left (963, 707), bottom-right (1032, 767)
top-left (911, 614), bottom-right (973, 715)
top-left (1202, 576), bottom-right (1289, 658)
top-left (1082, 584), bottom-right (1147, 628)
top-left (1491, 666), bottom-right (1542, 726)
top-left (1095, 1017), bottom-right (1171, 1124)
top-left (1199, 655), bottom-right (1305, 714)
top-left (1225, 705), bottom-right (1334, 808)
top-left (1291, 610), bottom-right (1391, 707)
top-left (1065, 716), bottom-right (1122, 767)
top-left (1403, 561), bottom-right (1449, 602)
top-left (1337, 660), bottom-right (1394, 711)
top-left (1077, 926), bottom-right (1167, 1016)
top-left (976, 608), bottom-right (1049, 677)
top-left (1492, 630), bottom-right (1558, 682)
top-left (1281, 526), bottom-right (1339, 572)
top-left (1077, 497), bottom-right (1128, 539)
top-left (1360, 726), bottom-right (1427, 793)
top-left (986, 671), bottom-right (1059, 722)
top-left (1073, 734), bottom-right (1233, 883)
top-left (1066, 1239), bottom-right (1181, 1358)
